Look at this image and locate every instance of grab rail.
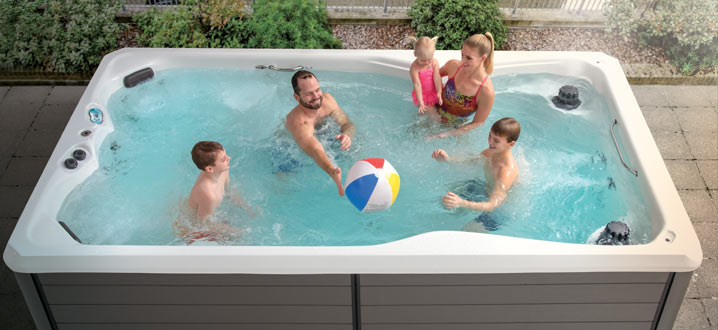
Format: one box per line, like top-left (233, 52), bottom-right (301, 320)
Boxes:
top-left (610, 119), bottom-right (638, 177)
top-left (255, 65), bottom-right (312, 72)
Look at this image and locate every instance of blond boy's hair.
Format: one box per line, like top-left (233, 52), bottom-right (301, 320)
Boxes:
top-left (191, 141), bottom-right (224, 170)
top-left (491, 117), bottom-right (521, 143)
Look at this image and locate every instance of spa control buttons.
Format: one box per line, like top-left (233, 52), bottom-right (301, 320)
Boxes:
top-left (64, 158), bottom-right (78, 170)
top-left (64, 149), bottom-right (88, 170)
top-left (73, 149), bottom-right (87, 161)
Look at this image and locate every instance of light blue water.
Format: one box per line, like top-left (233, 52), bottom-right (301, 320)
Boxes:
top-left (57, 68), bottom-right (650, 246)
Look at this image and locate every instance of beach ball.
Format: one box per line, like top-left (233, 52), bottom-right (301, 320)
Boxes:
top-left (345, 158), bottom-right (400, 212)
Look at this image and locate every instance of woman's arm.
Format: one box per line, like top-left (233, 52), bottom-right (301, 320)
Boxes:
top-left (439, 59), bottom-right (460, 77)
top-left (427, 79), bottom-right (494, 139)
top-left (432, 58), bottom-right (443, 106)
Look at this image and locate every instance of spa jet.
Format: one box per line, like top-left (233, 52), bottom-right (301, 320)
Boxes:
top-left (552, 85), bottom-right (582, 110)
top-left (595, 221), bottom-right (631, 245)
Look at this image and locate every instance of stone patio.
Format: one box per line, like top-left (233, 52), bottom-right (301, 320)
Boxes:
top-left (0, 84), bottom-right (716, 329)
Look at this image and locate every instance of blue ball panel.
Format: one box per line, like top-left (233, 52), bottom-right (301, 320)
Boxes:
top-left (345, 174), bottom-right (379, 212)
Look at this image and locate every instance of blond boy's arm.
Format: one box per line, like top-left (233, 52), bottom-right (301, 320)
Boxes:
top-left (443, 168), bottom-right (516, 212)
top-left (195, 189), bottom-right (217, 221)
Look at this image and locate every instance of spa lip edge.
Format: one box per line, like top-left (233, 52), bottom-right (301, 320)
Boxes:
top-left (2, 49), bottom-right (702, 276)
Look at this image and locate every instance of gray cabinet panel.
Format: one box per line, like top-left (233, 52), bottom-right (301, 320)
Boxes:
top-left (361, 283), bottom-right (665, 304)
top-left (362, 323), bottom-right (652, 330)
top-left (39, 273), bottom-right (350, 286)
top-left (59, 324), bottom-right (352, 330)
top-left (52, 305), bottom-right (351, 323)
top-left (45, 285), bottom-right (350, 305)
top-left (361, 304), bottom-right (658, 323)
top-left (361, 273), bottom-right (669, 286)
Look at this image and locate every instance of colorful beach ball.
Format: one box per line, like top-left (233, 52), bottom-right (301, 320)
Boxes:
top-left (344, 158), bottom-right (400, 212)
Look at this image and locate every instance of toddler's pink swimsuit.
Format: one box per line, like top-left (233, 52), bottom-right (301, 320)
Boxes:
top-left (412, 67), bottom-right (440, 106)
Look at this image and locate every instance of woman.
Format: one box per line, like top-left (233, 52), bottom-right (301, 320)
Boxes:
top-left (427, 33), bottom-right (496, 139)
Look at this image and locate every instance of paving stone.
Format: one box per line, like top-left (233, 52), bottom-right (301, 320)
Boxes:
top-left (693, 223), bottom-right (718, 259)
top-left (15, 130), bottom-right (62, 157)
top-left (698, 161), bottom-right (718, 190)
top-left (0, 292), bottom-right (37, 330)
top-left (0, 157), bottom-right (10, 175)
top-left (0, 219), bottom-right (21, 295)
top-left (653, 131), bottom-right (693, 160)
top-left (694, 85), bottom-right (717, 108)
top-left (675, 107), bottom-right (718, 133)
top-left (680, 190), bottom-right (718, 223)
top-left (0, 86), bottom-right (9, 100)
top-left (0, 158), bottom-right (49, 186)
top-left (674, 298), bottom-right (711, 330)
top-left (0, 130), bottom-right (26, 159)
top-left (666, 160), bottom-right (708, 190)
top-left (695, 258), bottom-right (718, 298)
top-left (641, 106), bottom-right (681, 132)
top-left (31, 104), bottom-right (74, 131)
top-left (0, 102), bottom-right (42, 133)
top-left (664, 85), bottom-right (714, 107)
top-left (630, 85), bottom-right (668, 107)
top-left (1, 86), bottom-right (50, 105)
top-left (713, 190), bottom-right (718, 212)
top-left (687, 273), bottom-right (701, 298)
top-left (45, 86), bottom-right (86, 105)
top-left (685, 131), bottom-right (718, 159)
top-left (0, 186), bottom-right (34, 218)
top-left (702, 297), bottom-right (718, 329)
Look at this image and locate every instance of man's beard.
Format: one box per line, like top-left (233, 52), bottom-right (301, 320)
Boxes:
top-left (300, 95), bottom-right (322, 110)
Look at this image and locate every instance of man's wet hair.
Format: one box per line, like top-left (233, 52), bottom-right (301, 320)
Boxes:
top-left (291, 70), bottom-right (316, 94)
top-left (490, 117), bottom-right (521, 143)
top-left (191, 141), bottom-right (224, 170)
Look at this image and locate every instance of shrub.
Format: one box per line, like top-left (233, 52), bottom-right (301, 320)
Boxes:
top-left (605, 0), bottom-right (717, 75)
top-left (134, 1), bottom-right (210, 48)
top-left (245, 0), bottom-right (342, 49)
top-left (134, 0), bottom-right (255, 49)
top-left (0, 0), bottom-right (123, 73)
top-left (408, 0), bottom-right (507, 51)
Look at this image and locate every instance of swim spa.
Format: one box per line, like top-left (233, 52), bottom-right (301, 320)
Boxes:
top-left (4, 49), bottom-right (702, 330)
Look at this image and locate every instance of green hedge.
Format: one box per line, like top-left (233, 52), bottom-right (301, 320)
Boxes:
top-left (606, 0), bottom-right (717, 74)
top-left (134, 0), bottom-right (341, 49)
top-left (408, 0), bottom-right (507, 51)
top-left (0, 0), bottom-right (124, 73)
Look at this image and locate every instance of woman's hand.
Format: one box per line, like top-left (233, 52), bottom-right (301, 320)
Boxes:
top-left (426, 131), bottom-right (449, 140)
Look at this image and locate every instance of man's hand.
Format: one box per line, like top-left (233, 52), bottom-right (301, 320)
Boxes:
top-left (336, 134), bottom-right (352, 150)
top-left (331, 167), bottom-right (344, 196)
top-left (432, 149), bottom-right (449, 161)
top-left (442, 192), bottom-right (465, 209)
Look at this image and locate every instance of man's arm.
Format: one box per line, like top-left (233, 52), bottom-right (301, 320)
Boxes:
top-left (288, 120), bottom-right (345, 196)
top-left (324, 93), bottom-right (354, 150)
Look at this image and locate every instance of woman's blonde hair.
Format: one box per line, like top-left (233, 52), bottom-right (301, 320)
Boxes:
top-left (408, 36), bottom-right (439, 59)
top-left (463, 32), bottom-right (495, 74)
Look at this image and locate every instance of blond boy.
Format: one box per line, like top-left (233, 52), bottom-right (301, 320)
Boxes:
top-left (432, 117), bottom-right (520, 212)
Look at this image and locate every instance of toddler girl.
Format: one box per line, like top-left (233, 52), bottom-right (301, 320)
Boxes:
top-left (409, 36), bottom-right (442, 114)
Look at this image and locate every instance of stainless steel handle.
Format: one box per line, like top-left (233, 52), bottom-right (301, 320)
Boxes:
top-left (255, 65), bottom-right (311, 72)
top-left (610, 119), bottom-right (638, 177)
